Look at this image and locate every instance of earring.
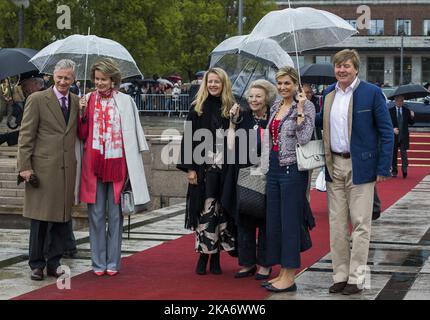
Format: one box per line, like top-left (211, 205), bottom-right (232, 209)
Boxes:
top-left (111, 82), bottom-right (115, 88)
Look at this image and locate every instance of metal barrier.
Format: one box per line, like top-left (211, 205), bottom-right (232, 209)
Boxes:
top-left (132, 94), bottom-right (190, 116)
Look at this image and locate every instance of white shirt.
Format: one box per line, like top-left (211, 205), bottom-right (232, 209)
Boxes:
top-left (330, 77), bottom-right (358, 153)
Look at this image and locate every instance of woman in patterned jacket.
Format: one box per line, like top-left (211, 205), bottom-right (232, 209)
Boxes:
top-left (260, 66), bottom-right (315, 292)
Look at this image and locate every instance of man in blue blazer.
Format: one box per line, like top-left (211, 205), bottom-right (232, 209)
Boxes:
top-left (316, 49), bottom-right (393, 295)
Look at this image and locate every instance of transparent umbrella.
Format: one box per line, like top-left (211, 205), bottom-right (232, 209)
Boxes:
top-left (30, 34), bottom-right (142, 83)
top-left (210, 35), bottom-right (294, 100)
top-left (246, 5), bottom-right (357, 83)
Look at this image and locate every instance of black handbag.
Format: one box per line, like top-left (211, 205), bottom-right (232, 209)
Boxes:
top-left (237, 166), bottom-right (266, 219)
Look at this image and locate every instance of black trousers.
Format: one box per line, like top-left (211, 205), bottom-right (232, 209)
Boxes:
top-left (237, 222), bottom-right (269, 267)
top-left (372, 187), bottom-right (381, 220)
top-left (44, 219), bottom-right (76, 254)
top-left (29, 219), bottom-right (68, 270)
top-left (0, 131), bottom-right (19, 146)
top-left (392, 139), bottom-right (408, 173)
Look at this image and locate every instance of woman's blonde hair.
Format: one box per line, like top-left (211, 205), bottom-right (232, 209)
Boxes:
top-left (245, 79), bottom-right (277, 108)
top-left (275, 66), bottom-right (299, 86)
top-left (192, 67), bottom-right (235, 118)
top-left (91, 58), bottom-right (122, 89)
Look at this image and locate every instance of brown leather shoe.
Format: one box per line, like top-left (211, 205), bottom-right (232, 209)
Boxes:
top-left (30, 268), bottom-right (44, 281)
top-left (342, 284), bottom-right (363, 295)
top-left (329, 281), bottom-right (347, 293)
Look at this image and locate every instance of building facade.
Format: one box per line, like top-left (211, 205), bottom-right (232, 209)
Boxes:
top-left (276, 0), bottom-right (430, 86)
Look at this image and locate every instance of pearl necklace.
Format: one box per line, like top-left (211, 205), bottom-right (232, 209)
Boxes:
top-left (271, 102), bottom-right (292, 146)
top-left (271, 108), bottom-right (281, 146)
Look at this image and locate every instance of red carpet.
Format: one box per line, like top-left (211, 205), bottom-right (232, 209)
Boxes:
top-left (14, 168), bottom-right (429, 300)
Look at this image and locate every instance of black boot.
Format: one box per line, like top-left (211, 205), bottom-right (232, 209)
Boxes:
top-left (210, 252), bottom-right (222, 275)
top-left (195, 253), bottom-right (209, 275)
top-left (0, 133), bottom-right (7, 146)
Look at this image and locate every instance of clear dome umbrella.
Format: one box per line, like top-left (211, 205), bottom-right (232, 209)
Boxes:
top-left (246, 4), bottom-right (357, 84)
top-left (30, 34), bottom-right (142, 94)
top-left (210, 34), bottom-right (294, 102)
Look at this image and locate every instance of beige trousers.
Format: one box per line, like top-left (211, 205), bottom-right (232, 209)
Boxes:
top-left (327, 155), bottom-right (375, 285)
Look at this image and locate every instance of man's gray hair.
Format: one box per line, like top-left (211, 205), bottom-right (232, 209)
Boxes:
top-left (33, 77), bottom-right (45, 89)
top-left (54, 59), bottom-right (76, 77)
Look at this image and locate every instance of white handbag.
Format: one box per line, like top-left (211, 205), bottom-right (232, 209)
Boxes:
top-left (121, 177), bottom-right (147, 215)
top-left (120, 178), bottom-right (135, 215)
top-left (296, 140), bottom-right (325, 171)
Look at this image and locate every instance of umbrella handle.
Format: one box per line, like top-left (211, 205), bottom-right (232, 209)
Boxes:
top-left (287, 0), bottom-right (302, 87)
top-left (83, 27), bottom-right (91, 96)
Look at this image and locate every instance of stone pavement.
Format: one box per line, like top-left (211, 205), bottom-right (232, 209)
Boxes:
top-left (0, 172), bottom-right (429, 300)
top-left (0, 204), bottom-right (191, 300)
top-left (269, 174), bottom-right (430, 300)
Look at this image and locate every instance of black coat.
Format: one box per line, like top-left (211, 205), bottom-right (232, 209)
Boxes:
top-left (223, 110), bottom-right (267, 226)
top-left (389, 105), bottom-right (415, 149)
top-left (176, 95), bottom-right (232, 229)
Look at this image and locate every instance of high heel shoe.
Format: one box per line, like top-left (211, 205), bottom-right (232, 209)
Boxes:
top-left (255, 267), bottom-right (272, 280)
top-left (209, 252), bottom-right (222, 275)
top-left (234, 265), bottom-right (257, 278)
top-left (195, 253), bottom-right (209, 275)
top-left (106, 270), bottom-right (118, 276)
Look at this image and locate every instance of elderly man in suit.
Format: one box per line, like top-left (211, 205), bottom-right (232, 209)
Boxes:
top-left (17, 59), bottom-right (80, 281)
top-left (389, 95), bottom-right (415, 178)
top-left (316, 49), bottom-right (393, 295)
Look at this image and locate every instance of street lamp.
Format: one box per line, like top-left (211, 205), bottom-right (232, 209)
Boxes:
top-left (400, 20), bottom-right (410, 85)
top-left (238, 0), bottom-right (244, 35)
top-left (11, 0), bottom-right (30, 47)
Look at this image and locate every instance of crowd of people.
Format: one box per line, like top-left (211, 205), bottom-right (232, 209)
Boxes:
top-left (1, 48), bottom-right (420, 296)
top-left (120, 77), bottom-right (190, 112)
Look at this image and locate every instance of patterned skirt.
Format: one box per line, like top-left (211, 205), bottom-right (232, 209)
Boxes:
top-left (195, 199), bottom-right (235, 254)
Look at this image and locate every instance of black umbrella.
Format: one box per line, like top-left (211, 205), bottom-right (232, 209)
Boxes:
top-left (387, 83), bottom-right (430, 100)
top-left (300, 63), bottom-right (336, 85)
top-left (195, 70), bottom-right (205, 77)
top-left (0, 48), bottom-right (38, 80)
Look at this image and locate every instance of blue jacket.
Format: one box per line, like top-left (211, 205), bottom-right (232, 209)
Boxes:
top-left (316, 79), bottom-right (394, 185)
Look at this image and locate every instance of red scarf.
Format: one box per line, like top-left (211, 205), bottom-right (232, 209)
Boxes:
top-left (90, 89), bottom-right (125, 182)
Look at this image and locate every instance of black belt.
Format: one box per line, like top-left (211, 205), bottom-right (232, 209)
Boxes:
top-left (332, 151), bottom-right (351, 159)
